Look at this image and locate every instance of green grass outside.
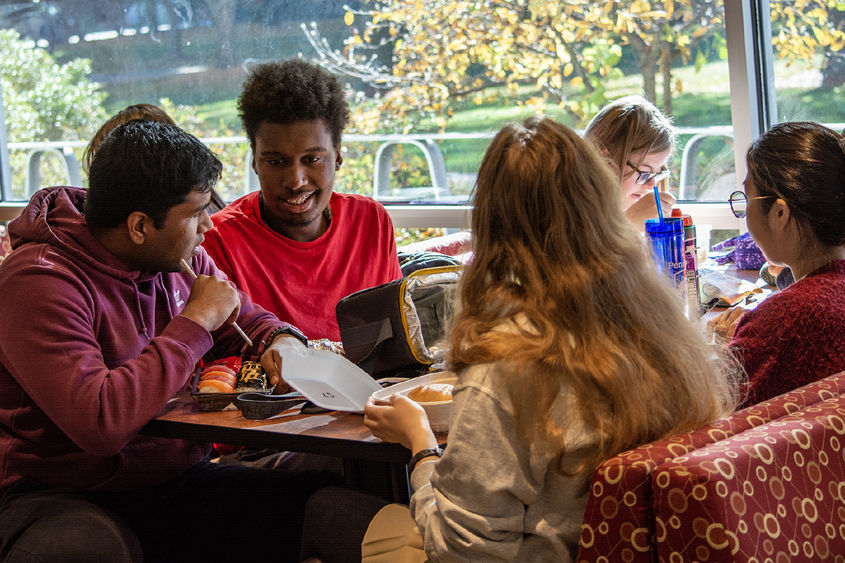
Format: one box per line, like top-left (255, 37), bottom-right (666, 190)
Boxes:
top-left (94, 47), bottom-right (842, 180)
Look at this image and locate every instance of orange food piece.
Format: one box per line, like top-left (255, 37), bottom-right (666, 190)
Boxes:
top-left (200, 370), bottom-right (237, 385)
top-left (197, 379), bottom-right (235, 394)
top-left (407, 383), bottom-right (453, 403)
top-left (201, 365), bottom-right (236, 377)
top-left (201, 373), bottom-right (237, 387)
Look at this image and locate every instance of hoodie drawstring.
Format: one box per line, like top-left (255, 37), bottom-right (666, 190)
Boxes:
top-left (131, 279), bottom-right (149, 341)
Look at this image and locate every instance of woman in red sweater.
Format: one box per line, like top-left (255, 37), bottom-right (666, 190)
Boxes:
top-left (712, 122), bottom-right (845, 407)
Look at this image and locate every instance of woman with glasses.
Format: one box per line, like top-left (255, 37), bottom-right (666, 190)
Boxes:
top-left (584, 95), bottom-right (676, 229)
top-left (713, 121), bottom-right (845, 407)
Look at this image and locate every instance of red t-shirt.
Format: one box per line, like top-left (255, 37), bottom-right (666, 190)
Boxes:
top-left (203, 191), bottom-right (402, 341)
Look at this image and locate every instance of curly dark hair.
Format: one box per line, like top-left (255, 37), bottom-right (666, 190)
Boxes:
top-left (238, 59), bottom-right (350, 149)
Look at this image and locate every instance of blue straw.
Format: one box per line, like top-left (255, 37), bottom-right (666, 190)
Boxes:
top-left (653, 185), bottom-right (664, 223)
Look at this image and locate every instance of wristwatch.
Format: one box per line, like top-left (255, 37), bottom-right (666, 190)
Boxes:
top-left (408, 447), bottom-right (444, 472)
top-left (261, 325), bottom-right (307, 352)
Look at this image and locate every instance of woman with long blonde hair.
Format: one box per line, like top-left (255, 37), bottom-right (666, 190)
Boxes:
top-left (301, 116), bottom-right (736, 562)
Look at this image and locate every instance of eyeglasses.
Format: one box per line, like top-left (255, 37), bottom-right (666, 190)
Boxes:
top-left (626, 161), bottom-right (670, 185)
top-left (728, 190), bottom-right (775, 218)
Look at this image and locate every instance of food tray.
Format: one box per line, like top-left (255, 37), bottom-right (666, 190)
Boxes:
top-left (192, 358), bottom-right (273, 411)
top-left (191, 387), bottom-right (275, 412)
top-left (370, 371), bottom-right (457, 431)
top-left (281, 347), bottom-right (382, 413)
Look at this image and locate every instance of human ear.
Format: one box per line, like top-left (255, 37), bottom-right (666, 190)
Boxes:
top-left (769, 198), bottom-right (792, 232)
top-left (335, 150), bottom-right (343, 171)
top-left (126, 211), bottom-right (151, 245)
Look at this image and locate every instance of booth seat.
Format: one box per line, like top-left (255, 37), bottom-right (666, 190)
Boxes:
top-left (577, 371), bottom-right (845, 562)
top-left (397, 230), bottom-right (472, 261)
top-left (652, 395), bottom-right (845, 561)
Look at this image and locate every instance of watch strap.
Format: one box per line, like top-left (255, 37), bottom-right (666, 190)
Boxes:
top-left (261, 325), bottom-right (307, 352)
top-left (408, 447), bottom-right (444, 472)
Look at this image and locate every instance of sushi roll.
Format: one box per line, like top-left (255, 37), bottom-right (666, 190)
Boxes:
top-left (236, 361), bottom-right (268, 390)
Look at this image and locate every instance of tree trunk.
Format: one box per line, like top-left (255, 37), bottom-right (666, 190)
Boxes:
top-left (661, 43), bottom-right (673, 116)
top-left (821, 8), bottom-right (844, 87)
top-left (640, 57), bottom-right (657, 102)
top-left (629, 35), bottom-right (658, 103)
top-left (821, 51), bottom-right (845, 87)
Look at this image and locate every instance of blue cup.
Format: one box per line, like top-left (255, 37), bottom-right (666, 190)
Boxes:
top-left (645, 218), bottom-right (685, 287)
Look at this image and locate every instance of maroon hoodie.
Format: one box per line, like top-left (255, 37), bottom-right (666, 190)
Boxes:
top-left (0, 187), bottom-right (289, 492)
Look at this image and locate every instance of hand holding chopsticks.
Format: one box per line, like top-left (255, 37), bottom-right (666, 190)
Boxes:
top-left (180, 258), bottom-right (253, 347)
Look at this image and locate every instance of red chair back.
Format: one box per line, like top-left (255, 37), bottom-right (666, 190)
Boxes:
top-left (577, 371), bottom-right (845, 561)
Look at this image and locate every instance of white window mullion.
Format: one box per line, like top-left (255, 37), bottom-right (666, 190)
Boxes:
top-left (724, 0), bottom-right (778, 186)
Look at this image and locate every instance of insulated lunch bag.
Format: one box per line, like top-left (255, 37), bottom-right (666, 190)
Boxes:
top-left (336, 265), bottom-right (462, 378)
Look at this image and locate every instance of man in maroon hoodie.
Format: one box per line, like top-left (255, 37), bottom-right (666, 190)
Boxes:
top-left (0, 120), bottom-right (335, 561)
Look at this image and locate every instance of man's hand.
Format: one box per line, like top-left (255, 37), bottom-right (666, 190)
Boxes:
top-left (260, 334), bottom-right (306, 391)
top-left (181, 275), bottom-right (242, 332)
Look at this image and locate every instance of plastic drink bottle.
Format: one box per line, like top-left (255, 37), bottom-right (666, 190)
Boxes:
top-left (672, 209), bottom-right (701, 317)
top-left (644, 217), bottom-right (685, 289)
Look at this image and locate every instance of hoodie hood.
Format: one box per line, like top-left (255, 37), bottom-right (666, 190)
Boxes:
top-left (9, 186), bottom-right (154, 284)
top-left (8, 186), bottom-right (164, 340)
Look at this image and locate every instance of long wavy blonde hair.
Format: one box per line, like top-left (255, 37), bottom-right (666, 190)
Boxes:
top-left (447, 117), bottom-right (737, 475)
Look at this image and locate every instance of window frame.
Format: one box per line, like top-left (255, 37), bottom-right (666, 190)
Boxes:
top-left (0, 75), bottom-right (11, 207)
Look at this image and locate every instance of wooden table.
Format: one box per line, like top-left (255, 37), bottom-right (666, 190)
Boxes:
top-left (144, 393), bottom-right (410, 463)
top-left (142, 393), bottom-right (419, 502)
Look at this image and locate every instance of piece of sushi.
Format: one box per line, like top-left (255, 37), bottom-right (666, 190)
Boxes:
top-left (197, 379), bottom-right (235, 394)
top-left (200, 370), bottom-right (237, 386)
top-left (236, 361), bottom-right (268, 390)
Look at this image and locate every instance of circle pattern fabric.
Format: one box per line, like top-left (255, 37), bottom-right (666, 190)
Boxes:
top-left (577, 371), bottom-right (845, 562)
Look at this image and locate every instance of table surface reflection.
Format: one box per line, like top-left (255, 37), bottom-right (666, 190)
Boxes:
top-left (142, 393), bottom-right (412, 465)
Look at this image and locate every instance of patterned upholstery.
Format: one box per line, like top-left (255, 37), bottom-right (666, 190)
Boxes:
top-left (397, 230), bottom-right (472, 258)
top-left (577, 371), bottom-right (845, 562)
top-left (653, 395), bottom-right (845, 561)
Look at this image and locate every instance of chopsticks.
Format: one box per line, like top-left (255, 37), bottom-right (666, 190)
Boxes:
top-left (179, 258), bottom-right (253, 347)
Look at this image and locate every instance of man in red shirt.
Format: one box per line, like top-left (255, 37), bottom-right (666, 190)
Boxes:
top-left (204, 59), bottom-right (403, 343)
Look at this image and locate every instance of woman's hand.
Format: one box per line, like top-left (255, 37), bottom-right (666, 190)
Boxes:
top-left (707, 306), bottom-right (747, 344)
top-left (625, 191), bottom-right (676, 229)
top-left (364, 395), bottom-right (437, 452)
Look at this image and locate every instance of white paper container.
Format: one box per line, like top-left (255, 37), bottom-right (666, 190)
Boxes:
top-left (281, 347), bottom-right (382, 413)
top-left (370, 372), bottom-right (457, 432)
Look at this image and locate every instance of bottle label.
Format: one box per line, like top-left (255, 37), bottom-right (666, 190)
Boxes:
top-left (684, 239), bottom-right (700, 314)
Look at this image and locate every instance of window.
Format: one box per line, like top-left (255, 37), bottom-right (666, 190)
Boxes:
top-left (770, 0), bottom-right (845, 127)
top-left (0, 77), bottom-right (11, 203)
top-left (0, 1), bottom-right (842, 237)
